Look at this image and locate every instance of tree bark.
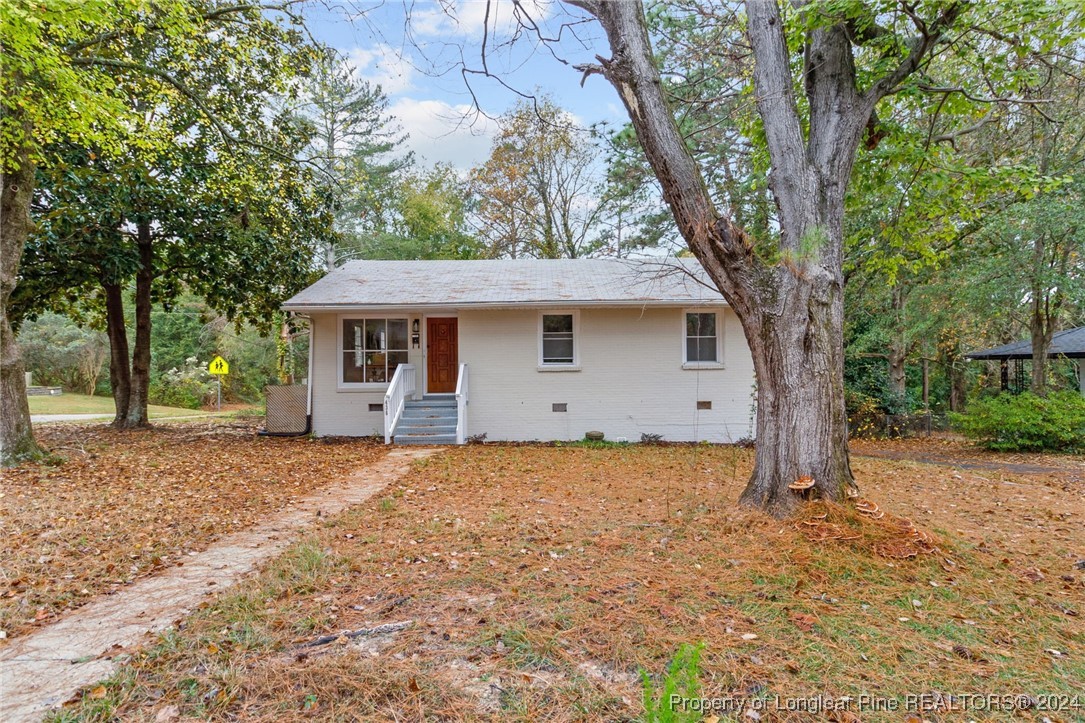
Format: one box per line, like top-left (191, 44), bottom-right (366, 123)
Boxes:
top-left (121, 222), bottom-right (153, 428)
top-left (103, 282), bottom-right (132, 425)
top-left (1029, 233), bottom-right (1051, 395)
top-left (0, 140), bottom-right (43, 465)
top-left (887, 286), bottom-right (907, 403)
top-left (739, 270), bottom-right (854, 512)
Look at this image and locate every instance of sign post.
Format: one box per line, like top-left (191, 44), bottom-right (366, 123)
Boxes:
top-left (208, 356), bottom-right (230, 411)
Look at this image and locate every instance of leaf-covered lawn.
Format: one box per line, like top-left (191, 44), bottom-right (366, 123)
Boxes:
top-left (47, 440), bottom-right (1085, 721)
top-left (0, 423), bottom-right (384, 639)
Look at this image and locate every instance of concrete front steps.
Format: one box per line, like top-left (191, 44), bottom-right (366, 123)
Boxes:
top-left (393, 396), bottom-right (458, 445)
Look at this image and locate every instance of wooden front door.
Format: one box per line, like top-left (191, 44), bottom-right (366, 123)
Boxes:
top-left (426, 317), bottom-right (458, 393)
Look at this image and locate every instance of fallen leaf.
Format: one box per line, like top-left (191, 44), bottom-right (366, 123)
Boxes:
top-left (155, 705), bottom-right (180, 722)
top-left (791, 612), bottom-right (817, 632)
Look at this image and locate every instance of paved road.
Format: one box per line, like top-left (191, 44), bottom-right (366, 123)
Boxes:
top-left (31, 413), bottom-right (216, 424)
top-left (31, 413), bottom-right (114, 423)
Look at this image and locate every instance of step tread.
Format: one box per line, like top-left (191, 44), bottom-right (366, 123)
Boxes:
top-left (395, 435), bottom-right (457, 445)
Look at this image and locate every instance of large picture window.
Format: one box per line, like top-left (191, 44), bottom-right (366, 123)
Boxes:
top-left (685, 312), bottom-right (719, 364)
top-left (341, 318), bottom-right (408, 384)
top-left (540, 313), bottom-right (577, 366)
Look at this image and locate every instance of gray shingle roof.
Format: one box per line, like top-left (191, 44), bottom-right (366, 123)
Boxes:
top-left (966, 326), bottom-right (1085, 360)
top-left (282, 258), bottom-right (726, 310)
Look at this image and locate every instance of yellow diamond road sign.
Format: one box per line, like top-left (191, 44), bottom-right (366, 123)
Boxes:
top-left (208, 356), bottom-right (229, 375)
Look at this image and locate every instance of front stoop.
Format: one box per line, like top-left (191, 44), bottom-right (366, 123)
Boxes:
top-left (393, 396), bottom-right (458, 445)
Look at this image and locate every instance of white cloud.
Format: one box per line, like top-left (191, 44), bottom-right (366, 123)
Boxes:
top-left (389, 97), bottom-right (499, 170)
top-left (343, 43), bottom-right (415, 96)
top-left (407, 0), bottom-right (554, 40)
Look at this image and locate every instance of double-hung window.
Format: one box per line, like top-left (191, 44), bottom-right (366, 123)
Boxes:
top-left (341, 318), bottom-right (408, 385)
top-left (539, 312), bottom-right (578, 368)
top-left (685, 311), bottom-right (720, 365)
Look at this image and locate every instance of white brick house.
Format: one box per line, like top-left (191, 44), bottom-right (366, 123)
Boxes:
top-left (282, 258), bottom-right (756, 444)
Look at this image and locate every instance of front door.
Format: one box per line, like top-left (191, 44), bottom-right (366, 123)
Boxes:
top-left (426, 317), bottom-right (458, 393)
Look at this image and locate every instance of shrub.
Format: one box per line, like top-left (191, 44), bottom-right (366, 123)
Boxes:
top-left (950, 391), bottom-right (1085, 452)
top-left (149, 357), bottom-right (216, 410)
top-left (846, 390), bottom-right (884, 439)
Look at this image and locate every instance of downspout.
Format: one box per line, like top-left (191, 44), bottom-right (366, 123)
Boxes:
top-left (258, 312), bottom-right (313, 437)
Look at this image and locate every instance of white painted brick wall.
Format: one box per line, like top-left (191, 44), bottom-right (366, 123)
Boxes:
top-left (310, 307), bottom-right (756, 442)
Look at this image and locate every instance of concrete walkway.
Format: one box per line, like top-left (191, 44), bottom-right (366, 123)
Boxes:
top-left (0, 447), bottom-right (439, 722)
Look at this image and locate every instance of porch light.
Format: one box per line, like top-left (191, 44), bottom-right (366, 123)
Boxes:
top-left (411, 319), bottom-right (420, 348)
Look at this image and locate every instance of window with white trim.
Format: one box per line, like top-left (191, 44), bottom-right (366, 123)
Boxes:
top-left (341, 318), bottom-right (408, 384)
top-left (685, 312), bottom-right (719, 364)
top-left (540, 313), bottom-right (576, 366)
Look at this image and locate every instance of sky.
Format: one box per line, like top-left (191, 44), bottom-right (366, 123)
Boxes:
top-left (300, 0), bottom-right (629, 170)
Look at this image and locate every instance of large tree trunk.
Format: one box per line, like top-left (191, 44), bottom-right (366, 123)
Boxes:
top-left (0, 140), bottom-right (43, 466)
top-left (1029, 312), bottom-right (1052, 395)
top-left (121, 222), bottom-right (153, 428)
top-left (568, 0), bottom-right (956, 515)
top-left (103, 281), bottom-right (132, 425)
top-left (939, 332), bottom-right (968, 412)
top-left (739, 271), bottom-right (854, 512)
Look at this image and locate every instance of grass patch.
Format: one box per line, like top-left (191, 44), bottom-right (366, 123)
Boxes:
top-left (27, 393), bottom-right (230, 419)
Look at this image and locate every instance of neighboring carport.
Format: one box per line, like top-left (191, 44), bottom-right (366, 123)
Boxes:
top-left (966, 326), bottom-right (1085, 394)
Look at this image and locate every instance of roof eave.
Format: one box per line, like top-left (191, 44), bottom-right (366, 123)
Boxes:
top-left (282, 298), bottom-right (730, 313)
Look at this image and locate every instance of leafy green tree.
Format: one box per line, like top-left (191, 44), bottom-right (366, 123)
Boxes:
top-left (1, 0), bottom-right (318, 461)
top-left (294, 48), bottom-right (412, 269)
top-left (470, 98), bottom-right (614, 259)
top-left (17, 313), bottom-right (108, 395)
top-left (360, 165), bottom-right (482, 260)
top-left (20, 130), bottom-right (329, 427)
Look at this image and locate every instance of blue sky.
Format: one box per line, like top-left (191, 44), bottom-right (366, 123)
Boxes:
top-left (301, 0), bottom-right (628, 170)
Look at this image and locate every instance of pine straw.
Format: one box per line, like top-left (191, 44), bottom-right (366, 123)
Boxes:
top-left (0, 423), bottom-right (385, 639)
top-left (52, 444), bottom-right (1085, 722)
top-left (793, 501), bottom-right (940, 560)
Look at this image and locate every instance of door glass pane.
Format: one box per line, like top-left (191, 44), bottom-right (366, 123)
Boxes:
top-left (387, 319), bottom-right (408, 350)
top-left (342, 351), bottom-right (364, 383)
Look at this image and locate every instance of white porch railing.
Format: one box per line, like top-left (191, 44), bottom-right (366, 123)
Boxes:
top-left (455, 363), bottom-right (469, 445)
top-left (383, 363), bottom-right (415, 444)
